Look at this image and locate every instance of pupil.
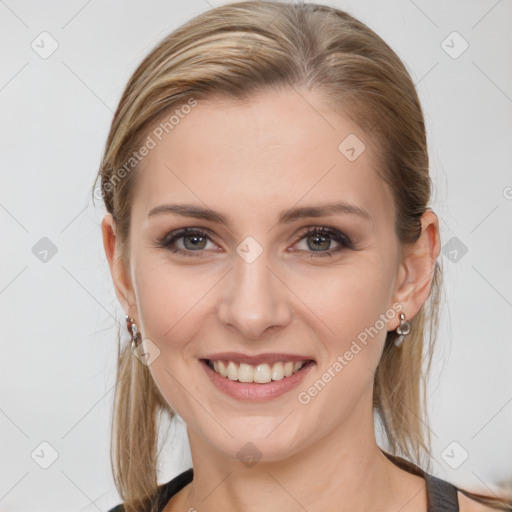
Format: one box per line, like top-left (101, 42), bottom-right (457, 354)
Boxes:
top-left (185, 235), bottom-right (206, 250)
top-left (310, 234), bottom-right (329, 251)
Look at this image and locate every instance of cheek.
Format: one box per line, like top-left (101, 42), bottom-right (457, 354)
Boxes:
top-left (132, 258), bottom-right (214, 414)
top-left (290, 256), bottom-right (395, 340)
top-left (132, 256), bottom-right (215, 354)
top-left (290, 259), bottom-right (396, 401)
top-left (293, 266), bottom-right (394, 423)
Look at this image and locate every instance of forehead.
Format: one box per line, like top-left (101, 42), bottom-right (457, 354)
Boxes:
top-left (133, 87), bottom-right (394, 229)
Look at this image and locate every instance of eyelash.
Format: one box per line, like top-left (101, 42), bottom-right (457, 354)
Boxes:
top-left (156, 226), bottom-right (353, 258)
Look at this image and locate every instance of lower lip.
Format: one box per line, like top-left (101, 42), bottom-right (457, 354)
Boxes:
top-left (200, 359), bottom-right (315, 402)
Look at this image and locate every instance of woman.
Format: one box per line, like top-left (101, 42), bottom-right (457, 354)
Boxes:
top-left (93, 2), bottom-right (511, 511)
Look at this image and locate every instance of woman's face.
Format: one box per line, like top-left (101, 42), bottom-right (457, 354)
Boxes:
top-left (115, 86), bottom-right (408, 462)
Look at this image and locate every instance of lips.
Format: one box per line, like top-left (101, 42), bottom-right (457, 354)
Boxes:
top-left (200, 357), bottom-right (315, 401)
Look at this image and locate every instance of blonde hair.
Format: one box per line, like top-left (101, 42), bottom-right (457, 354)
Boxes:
top-left (91, 2), bottom-right (511, 510)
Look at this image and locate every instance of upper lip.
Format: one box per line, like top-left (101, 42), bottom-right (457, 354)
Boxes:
top-left (201, 352), bottom-right (315, 366)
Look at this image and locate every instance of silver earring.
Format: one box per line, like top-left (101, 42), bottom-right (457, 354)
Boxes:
top-left (126, 315), bottom-right (141, 350)
top-left (394, 312), bottom-right (411, 347)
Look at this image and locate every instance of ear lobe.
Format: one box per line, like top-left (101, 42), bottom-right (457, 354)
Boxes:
top-left (101, 213), bottom-right (135, 316)
top-left (390, 210), bottom-right (441, 329)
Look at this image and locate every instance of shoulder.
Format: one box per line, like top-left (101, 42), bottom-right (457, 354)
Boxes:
top-left (423, 470), bottom-right (510, 512)
top-left (106, 506), bottom-right (124, 512)
top-left (458, 490), bottom-right (511, 512)
top-left (106, 468), bottom-right (194, 512)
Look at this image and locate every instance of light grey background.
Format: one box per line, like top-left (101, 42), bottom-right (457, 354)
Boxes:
top-left (1, 0), bottom-right (511, 510)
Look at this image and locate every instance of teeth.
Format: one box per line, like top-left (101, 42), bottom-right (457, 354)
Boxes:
top-left (208, 359), bottom-right (308, 383)
top-left (227, 361), bottom-right (238, 380)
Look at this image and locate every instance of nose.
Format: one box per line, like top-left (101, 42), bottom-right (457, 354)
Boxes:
top-left (217, 248), bottom-right (292, 339)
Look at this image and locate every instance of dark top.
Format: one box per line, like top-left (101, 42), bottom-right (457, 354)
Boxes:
top-left (107, 452), bottom-right (461, 512)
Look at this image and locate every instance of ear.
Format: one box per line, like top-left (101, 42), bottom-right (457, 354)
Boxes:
top-left (390, 209), bottom-right (441, 329)
top-left (101, 213), bottom-right (138, 320)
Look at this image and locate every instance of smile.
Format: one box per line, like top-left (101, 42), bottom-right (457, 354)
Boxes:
top-left (206, 359), bottom-right (308, 383)
top-left (199, 358), bottom-right (316, 402)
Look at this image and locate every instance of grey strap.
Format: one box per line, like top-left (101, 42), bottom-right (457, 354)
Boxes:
top-left (425, 472), bottom-right (460, 512)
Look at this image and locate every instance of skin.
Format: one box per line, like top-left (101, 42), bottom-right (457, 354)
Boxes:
top-left (102, 86), bottom-right (485, 512)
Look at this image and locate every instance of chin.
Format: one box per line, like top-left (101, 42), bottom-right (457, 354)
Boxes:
top-left (202, 418), bottom-right (311, 464)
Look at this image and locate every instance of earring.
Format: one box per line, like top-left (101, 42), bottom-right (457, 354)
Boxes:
top-left (394, 312), bottom-right (411, 347)
top-left (126, 315), bottom-right (141, 350)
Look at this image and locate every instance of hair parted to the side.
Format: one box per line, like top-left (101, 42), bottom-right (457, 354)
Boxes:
top-left (91, 2), bottom-right (512, 511)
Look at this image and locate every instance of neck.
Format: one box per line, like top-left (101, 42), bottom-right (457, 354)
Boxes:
top-left (175, 395), bottom-right (427, 512)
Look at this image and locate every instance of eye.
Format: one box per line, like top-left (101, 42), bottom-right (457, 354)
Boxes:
top-left (156, 226), bottom-right (353, 258)
top-left (290, 226), bottom-right (353, 258)
top-left (156, 228), bottom-right (218, 257)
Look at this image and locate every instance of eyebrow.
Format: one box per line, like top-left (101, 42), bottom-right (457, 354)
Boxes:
top-left (147, 201), bottom-right (373, 225)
